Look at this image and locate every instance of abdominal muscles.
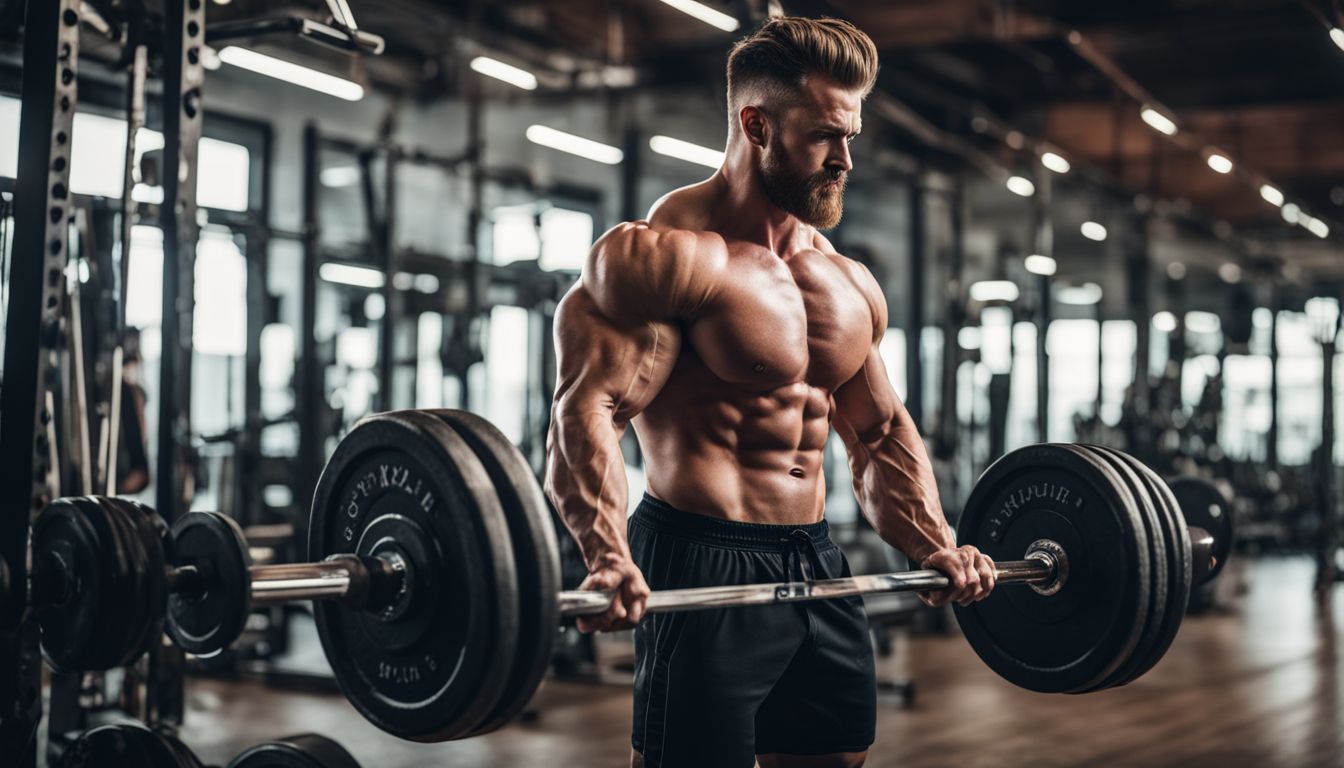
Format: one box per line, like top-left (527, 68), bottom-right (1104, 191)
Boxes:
top-left (634, 359), bottom-right (839, 524)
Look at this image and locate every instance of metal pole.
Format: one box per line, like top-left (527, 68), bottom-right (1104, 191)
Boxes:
top-left (906, 177), bottom-right (925, 428)
top-left (560, 555), bottom-right (1058, 616)
top-left (937, 182), bottom-right (965, 459)
top-left (155, 0), bottom-right (205, 524)
top-left (1, 0), bottom-right (82, 758)
top-left (1032, 172), bottom-right (1053, 443)
top-left (297, 123), bottom-right (323, 508)
top-left (149, 0), bottom-right (205, 730)
top-left (1267, 284), bottom-right (1279, 469)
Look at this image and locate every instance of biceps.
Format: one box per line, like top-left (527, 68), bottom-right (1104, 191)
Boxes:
top-left (832, 345), bottom-right (901, 447)
top-left (552, 287), bottom-right (681, 422)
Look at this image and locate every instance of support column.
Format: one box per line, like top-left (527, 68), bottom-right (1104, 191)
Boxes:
top-left (937, 182), bottom-right (965, 460)
top-left (1127, 214), bottom-right (1152, 454)
top-left (297, 123), bottom-right (323, 511)
top-left (905, 177), bottom-right (925, 429)
top-left (0, 0), bottom-right (84, 759)
top-left (1031, 171), bottom-right (1053, 443)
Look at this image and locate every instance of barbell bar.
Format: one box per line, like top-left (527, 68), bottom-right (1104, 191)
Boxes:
top-left (22, 408), bottom-right (1232, 744)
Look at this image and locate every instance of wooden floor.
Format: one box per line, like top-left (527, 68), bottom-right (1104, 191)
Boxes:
top-left (176, 556), bottom-right (1344, 767)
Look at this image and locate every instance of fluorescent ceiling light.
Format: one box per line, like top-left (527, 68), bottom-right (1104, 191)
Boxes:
top-left (1152, 311), bottom-right (1177, 333)
top-left (1282, 202), bottom-right (1301, 224)
top-left (1206, 152), bottom-right (1233, 174)
top-left (1024, 254), bottom-right (1057, 276)
top-left (319, 262), bottom-right (384, 288)
top-left (1056, 282), bottom-right (1103, 305)
top-left (526, 125), bottom-right (623, 165)
top-left (657, 0), bottom-right (739, 31)
top-left (320, 166), bottom-right (360, 188)
top-left (1259, 184), bottom-right (1284, 206)
top-left (469, 56), bottom-right (538, 90)
top-left (1303, 214), bottom-right (1330, 239)
top-left (649, 135), bottom-right (724, 168)
top-left (1081, 221), bottom-right (1108, 241)
top-left (1185, 311), bottom-right (1220, 335)
top-left (1218, 262), bottom-right (1242, 284)
top-left (968, 280), bottom-right (1020, 303)
top-left (1140, 106), bottom-right (1177, 136)
top-left (1167, 261), bottom-right (1186, 280)
top-left (957, 326), bottom-right (982, 350)
top-left (218, 46), bottom-right (363, 101)
top-left (1040, 151), bottom-right (1071, 174)
top-left (1332, 27), bottom-right (1344, 52)
top-left (1006, 176), bottom-right (1036, 197)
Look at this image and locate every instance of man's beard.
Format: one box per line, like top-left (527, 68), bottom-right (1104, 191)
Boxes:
top-left (759, 136), bottom-right (847, 230)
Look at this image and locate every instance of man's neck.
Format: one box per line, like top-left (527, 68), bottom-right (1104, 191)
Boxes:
top-left (705, 136), bottom-right (808, 255)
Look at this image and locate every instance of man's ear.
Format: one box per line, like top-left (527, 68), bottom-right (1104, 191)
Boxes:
top-left (740, 105), bottom-right (770, 147)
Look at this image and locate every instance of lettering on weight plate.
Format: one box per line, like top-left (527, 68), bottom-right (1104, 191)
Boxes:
top-left (378, 660), bottom-right (423, 685)
top-left (987, 481), bottom-right (1078, 541)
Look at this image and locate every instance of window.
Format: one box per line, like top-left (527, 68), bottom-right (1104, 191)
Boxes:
top-left (1047, 320), bottom-right (1099, 442)
top-left (483, 305), bottom-right (531, 443)
top-left (490, 204), bottom-right (593, 272)
top-left (0, 95), bottom-right (250, 211)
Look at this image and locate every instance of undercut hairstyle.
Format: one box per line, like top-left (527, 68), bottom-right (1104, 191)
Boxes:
top-left (726, 16), bottom-right (879, 134)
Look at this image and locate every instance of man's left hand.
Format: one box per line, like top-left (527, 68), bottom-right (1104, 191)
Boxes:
top-left (917, 546), bottom-right (995, 608)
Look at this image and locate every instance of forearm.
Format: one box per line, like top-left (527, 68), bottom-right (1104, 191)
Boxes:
top-left (544, 404), bottom-right (632, 569)
top-left (844, 404), bottom-right (953, 564)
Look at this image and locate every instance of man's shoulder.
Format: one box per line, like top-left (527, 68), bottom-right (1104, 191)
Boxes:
top-left (581, 221), bottom-right (725, 322)
top-left (591, 220), bottom-right (727, 271)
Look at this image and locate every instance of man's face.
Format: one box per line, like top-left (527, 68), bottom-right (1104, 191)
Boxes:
top-left (757, 76), bottom-right (862, 230)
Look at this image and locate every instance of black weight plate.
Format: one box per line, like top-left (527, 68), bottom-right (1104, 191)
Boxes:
top-left (99, 497), bottom-right (155, 669)
top-left (59, 723), bottom-right (196, 768)
top-left (102, 497), bottom-right (165, 667)
top-left (1078, 446), bottom-right (1167, 692)
top-left (1123, 460), bottom-right (1192, 684)
top-left (427, 409), bottom-right (561, 737)
top-left (1167, 476), bottom-right (1233, 586)
top-left (159, 731), bottom-right (206, 768)
top-left (952, 443), bottom-right (1151, 693)
top-left (118, 499), bottom-right (171, 665)
top-left (310, 410), bottom-right (518, 742)
top-left (34, 497), bottom-right (136, 671)
top-left (167, 511), bottom-right (252, 655)
top-left (225, 733), bottom-right (361, 768)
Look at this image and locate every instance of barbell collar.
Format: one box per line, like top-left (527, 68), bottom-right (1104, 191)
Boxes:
top-left (1188, 525), bottom-right (1215, 586)
top-left (557, 550), bottom-right (1059, 618)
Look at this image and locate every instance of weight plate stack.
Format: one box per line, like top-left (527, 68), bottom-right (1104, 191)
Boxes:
top-left (427, 409), bottom-right (561, 738)
top-left (1076, 446), bottom-right (1168, 691)
top-left (1100, 451), bottom-right (1192, 686)
top-left (952, 443), bottom-right (1152, 693)
top-left (309, 410), bottom-right (519, 742)
top-left (33, 497), bottom-right (142, 671)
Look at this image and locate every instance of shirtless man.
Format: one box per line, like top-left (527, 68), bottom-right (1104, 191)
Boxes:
top-left (545, 17), bottom-right (996, 768)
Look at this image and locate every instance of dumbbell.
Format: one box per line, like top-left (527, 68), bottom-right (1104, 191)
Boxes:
top-left (57, 723), bottom-right (203, 768)
top-left (28, 410), bottom-right (1230, 744)
top-left (57, 724), bottom-right (361, 768)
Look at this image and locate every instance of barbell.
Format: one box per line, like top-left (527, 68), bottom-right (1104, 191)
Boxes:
top-left (21, 409), bottom-right (1231, 743)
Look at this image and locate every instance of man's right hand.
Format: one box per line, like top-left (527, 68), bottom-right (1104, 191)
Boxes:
top-left (575, 551), bottom-right (651, 633)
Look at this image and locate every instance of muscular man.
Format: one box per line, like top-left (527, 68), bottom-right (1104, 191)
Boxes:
top-left (545, 17), bottom-right (995, 768)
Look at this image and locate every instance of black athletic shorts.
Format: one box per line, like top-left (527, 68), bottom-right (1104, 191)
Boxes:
top-left (629, 493), bottom-right (877, 767)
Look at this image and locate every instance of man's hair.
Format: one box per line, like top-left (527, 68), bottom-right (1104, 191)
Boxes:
top-left (726, 16), bottom-right (879, 132)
